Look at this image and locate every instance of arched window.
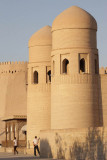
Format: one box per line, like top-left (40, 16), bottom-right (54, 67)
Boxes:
top-left (47, 70), bottom-right (51, 82)
top-left (62, 59), bottom-right (69, 74)
top-left (34, 71), bottom-right (38, 84)
top-left (80, 58), bottom-right (85, 73)
top-left (95, 59), bottom-right (97, 74)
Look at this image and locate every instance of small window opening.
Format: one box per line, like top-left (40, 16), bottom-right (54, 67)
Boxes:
top-left (34, 71), bottom-right (38, 84)
top-left (48, 70), bottom-right (51, 82)
top-left (62, 59), bottom-right (69, 74)
top-left (80, 58), bottom-right (85, 73)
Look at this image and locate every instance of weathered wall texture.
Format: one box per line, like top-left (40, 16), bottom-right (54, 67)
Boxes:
top-left (51, 74), bottom-right (101, 129)
top-left (40, 127), bottom-right (107, 160)
top-left (0, 61), bottom-right (27, 143)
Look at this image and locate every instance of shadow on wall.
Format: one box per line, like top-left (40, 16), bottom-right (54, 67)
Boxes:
top-left (55, 133), bottom-right (66, 159)
top-left (40, 139), bottom-right (52, 158)
top-left (70, 128), bottom-right (106, 160)
top-left (40, 128), bottom-right (106, 160)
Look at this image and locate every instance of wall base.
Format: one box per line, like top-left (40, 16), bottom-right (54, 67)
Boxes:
top-left (40, 127), bottom-right (107, 160)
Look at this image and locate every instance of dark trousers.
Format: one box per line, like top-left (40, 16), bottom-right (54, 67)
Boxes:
top-left (34, 145), bottom-right (40, 156)
top-left (14, 146), bottom-right (18, 154)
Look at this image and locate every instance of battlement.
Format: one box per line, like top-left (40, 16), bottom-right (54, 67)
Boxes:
top-left (99, 67), bottom-right (107, 74)
top-left (0, 61), bottom-right (28, 65)
top-left (0, 61), bottom-right (28, 74)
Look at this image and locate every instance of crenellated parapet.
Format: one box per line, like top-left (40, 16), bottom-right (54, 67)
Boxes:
top-left (0, 61), bottom-right (28, 74)
top-left (99, 67), bottom-right (107, 74)
top-left (0, 61), bottom-right (28, 65)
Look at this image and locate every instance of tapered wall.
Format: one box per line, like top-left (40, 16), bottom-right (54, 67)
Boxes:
top-left (27, 26), bottom-right (51, 149)
top-left (51, 6), bottom-right (101, 129)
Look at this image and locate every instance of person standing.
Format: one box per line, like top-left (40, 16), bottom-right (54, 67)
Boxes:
top-left (13, 137), bottom-right (18, 155)
top-left (33, 136), bottom-right (40, 156)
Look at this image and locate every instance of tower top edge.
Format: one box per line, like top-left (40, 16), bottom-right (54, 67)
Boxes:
top-left (0, 61), bottom-right (28, 65)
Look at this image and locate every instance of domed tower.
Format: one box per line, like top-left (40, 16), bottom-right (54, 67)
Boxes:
top-left (27, 26), bottom-right (51, 147)
top-left (51, 6), bottom-right (102, 129)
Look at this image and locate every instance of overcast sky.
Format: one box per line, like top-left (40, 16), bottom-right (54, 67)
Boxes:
top-left (0, 0), bottom-right (107, 67)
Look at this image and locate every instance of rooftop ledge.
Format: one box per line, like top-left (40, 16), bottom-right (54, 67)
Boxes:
top-left (1, 115), bottom-right (27, 121)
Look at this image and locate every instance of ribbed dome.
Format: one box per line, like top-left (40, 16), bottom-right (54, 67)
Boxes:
top-left (52, 6), bottom-right (97, 31)
top-left (29, 25), bottom-right (52, 47)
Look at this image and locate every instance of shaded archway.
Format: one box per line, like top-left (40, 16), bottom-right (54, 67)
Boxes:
top-left (80, 58), bottom-right (85, 73)
top-left (62, 59), bottom-right (69, 74)
top-left (34, 71), bottom-right (38, 84)
top-left (47, 70), bottom-right (51, 82)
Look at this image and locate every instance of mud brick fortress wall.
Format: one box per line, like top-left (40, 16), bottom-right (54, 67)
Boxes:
top-left (0, 61), bottom-right (27, 144)
top-left (0, 6), bottom-right (107, 160)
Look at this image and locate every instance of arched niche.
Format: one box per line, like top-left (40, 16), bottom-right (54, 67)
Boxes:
top-left (62, 59), bottom-right (69, 74)
top-left (34, 71), bottom-right (38, 84)
top-left (80, 58), bottom-right (85, 73)
top-left (47, 70), bottom-right (51, 82)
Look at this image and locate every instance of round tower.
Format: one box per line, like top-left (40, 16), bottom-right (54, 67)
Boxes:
top-left (27, 26), bottom-right (51, 148)
top-left (51, 6), bottom-right (102, 129)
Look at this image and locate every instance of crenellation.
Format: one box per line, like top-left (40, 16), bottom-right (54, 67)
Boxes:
top-left (11, 61), bottom-right (14, 64)
top-left (18, 61), bottom-right (21, 64)
top-left (105, 67), bottom-right (107, 74)
top-left (24, 61), bottom-right (28, 65)
top-left (22, 61), bottom-right (25, 64)
top-left (15, 61), bottom-right (18, 64)
top-left (100, 67), bottom-right (107, 74)
top-left (0, 61), bottom-right (28, 74)
top-left (0, 61), bottom-right (28, 66)
top-left (8, 61), bottom-right (11, 64)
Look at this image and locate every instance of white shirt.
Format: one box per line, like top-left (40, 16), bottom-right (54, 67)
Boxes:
top-left (33, 138), bottom-right (38, 146)
top-left (13, 139), bottom-right (17, 146)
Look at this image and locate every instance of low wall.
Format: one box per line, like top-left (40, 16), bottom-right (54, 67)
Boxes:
top-left (40, 127), bottom-right (107, 160)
